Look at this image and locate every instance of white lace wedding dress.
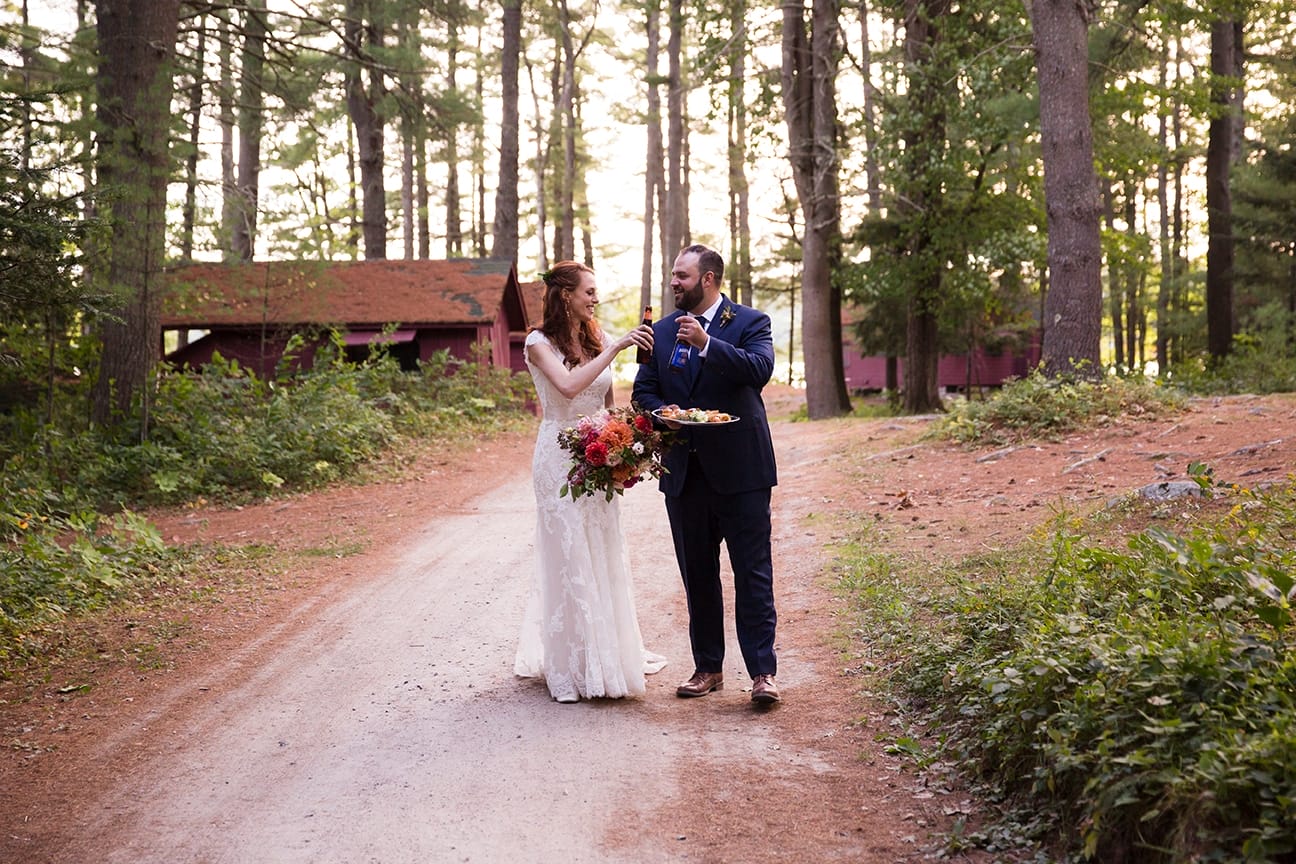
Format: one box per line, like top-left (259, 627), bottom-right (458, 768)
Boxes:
top-left (513, 331), bottom-right (667, 702)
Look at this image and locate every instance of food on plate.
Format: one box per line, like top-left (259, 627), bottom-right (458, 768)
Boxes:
top-left (655, 406), bottom-right (734, 424)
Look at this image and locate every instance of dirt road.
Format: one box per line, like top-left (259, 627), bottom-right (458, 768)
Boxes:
top-left (8, 389), bottom-right (1292, 863)
top-left (6, 388), bottom-right (962, 864)
top-left (63, 484), bottom-right (695, 863)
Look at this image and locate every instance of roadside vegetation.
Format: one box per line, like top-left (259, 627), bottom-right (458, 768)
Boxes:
top-left (0, 341), bottom-right (532, 666)
top-left (932, 369), bottom-right (1187, 445)
top-left (837, 371), bottom-right (1296, 862)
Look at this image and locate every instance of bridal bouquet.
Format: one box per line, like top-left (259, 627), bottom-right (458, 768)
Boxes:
top-left (558, 406), bottom-right (672, 501)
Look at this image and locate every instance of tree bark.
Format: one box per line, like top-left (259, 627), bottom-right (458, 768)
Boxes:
top-left (898, 0), bottom-right (946, 414)
top-left (90, 0), bottom-right (181, 428)
top-left (179, 13), bottom-right (204, 262)
top-left (858, 0), bottom-right (882, 213)
top-left (553, 2), bottom-right (576, 261)
top-left (445, 4), bottom-right (463, 257)
top-left (232, 0), bottom-right (266, 261)
top-left (524, 54), bottom-right (549, 269)
top-left (418, 121), bottom-right (430, 259)
top-left (641, 0), bottom-right (663, 311)
top-left (218, 8), bottom-right (237, 260)
top-left (781, 0), bottom-right (851, 419)
top-left (664, 0), bottom-right (685, 282)
top-left (728, 0), bottom-right (752, 306)
top-left (1029, 0), bottom-right (1103, 378)
top-left (1123, 182), bottom-right (1139, 369)
top-left (345, 0), bottom-right (387, 260)
top-left (1103, 182), bottom-right (1124, 370)
top-left (1206, 16), bottom-right (1240, 361)
top-left (398, 4), bottom-right (417, 261)
top-left (1155, 28), bottom-right (1171, 374)
top-left (473, 24), bottom-right (487, 257)
top-left (491, 0), bottom-right (521, 263)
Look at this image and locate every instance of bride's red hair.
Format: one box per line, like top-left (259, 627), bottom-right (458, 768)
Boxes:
top-left (537, 260), bottom-right (603, 367)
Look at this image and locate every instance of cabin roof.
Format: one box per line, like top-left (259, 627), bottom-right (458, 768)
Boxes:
top-left (160, 258), bottom-right (521, 329)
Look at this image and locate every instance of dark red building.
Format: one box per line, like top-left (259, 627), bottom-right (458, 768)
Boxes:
top-left (160, 258), bottom-right (544, 377)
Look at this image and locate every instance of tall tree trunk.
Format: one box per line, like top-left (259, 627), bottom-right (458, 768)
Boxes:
top-left (1029, 0), bottom-right (1103, 378)
top-left (664, 0), bottom-right (685, 278)
top-left (19, 0), bottom-right (32, 173)
top-left (417, 130), bottom-right (430, 259)
top-left (402, 130), bottom-right (415, 259)
top-left (524, 55), bottom-right (549, 269)
top-left (858, 0), bottom-right (882, 213)
top-left (179, 13), bottom-right (204, 262)
top-left (546, 53), bottom-right (567, 260)
top-left (218, 8), bottom-right (237, 260)
top-left (346, 117), bottom-right (359, 258)
top-left (576, 81), bottom-right (593, 267)
top-left (91, 0), bottom-right (181, 428)
top-left (1103, 182), bottom-right (1125, 370)
top-left (728, 0), bottom-right (752, 306)
top-left (899, 0), bottom-right (945, 414)
top-left (445, 4), bottom-right (463, 257)
top-left (1206, 16), bottom-right (1240, 361)
top-left (232, 0), bottom-right (266, 261)
top-left (472, 22), bottom-right (487, 257)
top-left (1123, 181), bottom-right (1139, 369)
top-left (1155, 28), bottom-right (1171, 374)
top-left (399, 5), bottom-right (417, 261)
top-left (1170, 33), bottom-right (1185, 368)
top-left (345, 1), bottom-right (387, 260)
top-left (782, 0), bottom-right (851, 419)
top-left (555, 0), bottom-right (579, 261)
top-left (641, 0), bottom-right (663, 311)
top-left (491, 0), bottom-right (522, 263)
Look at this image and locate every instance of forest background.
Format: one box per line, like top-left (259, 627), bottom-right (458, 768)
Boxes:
top-left (5, 0), bottom-right (1296, 427)
top-left (5, 3), bottom-right (1296, 860)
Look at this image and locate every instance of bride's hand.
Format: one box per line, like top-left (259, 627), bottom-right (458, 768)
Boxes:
top-left (617, 324), bottom-right (654, 354)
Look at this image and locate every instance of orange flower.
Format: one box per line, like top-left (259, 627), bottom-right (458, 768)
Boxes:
top-left (599, 418), bottom-right (634, 451)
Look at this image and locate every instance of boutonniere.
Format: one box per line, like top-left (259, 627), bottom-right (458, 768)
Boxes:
top-left (718, 306), bottom-right (736, 327)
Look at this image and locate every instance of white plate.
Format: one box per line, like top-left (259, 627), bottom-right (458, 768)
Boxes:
top-left (652, 408), bottom-right (740, 426)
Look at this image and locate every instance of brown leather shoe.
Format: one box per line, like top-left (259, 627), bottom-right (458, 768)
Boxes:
top-left (751, 674), bottom-right (780, 705)
top-left (676, 670), bottom-right (724, 698)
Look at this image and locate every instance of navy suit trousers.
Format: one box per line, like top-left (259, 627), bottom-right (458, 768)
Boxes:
top-left (664, 454), bottom-right (777, 678)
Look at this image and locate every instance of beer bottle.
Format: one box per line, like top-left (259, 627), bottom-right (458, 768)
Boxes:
top-left (635, 305), bottom-right (653, 364)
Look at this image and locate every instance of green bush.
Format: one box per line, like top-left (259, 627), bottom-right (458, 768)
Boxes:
top-left (862, 485), bottom-right (1296, 861)
top-left (1168, 315), bottom-right (1296, 395)
top-left (0, 478), bottom-right (191, 664)
top-left (7, 340), bottom-right (533, 508)
top-left (934, 370), bottom-right (1187, 446)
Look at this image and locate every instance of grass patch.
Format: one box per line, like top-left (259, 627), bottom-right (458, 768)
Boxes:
top-left (299, 541), bottom-right (367, 559)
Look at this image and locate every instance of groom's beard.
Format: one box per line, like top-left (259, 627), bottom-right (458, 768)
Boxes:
top-left (674, 278), bottom-right (704, 313)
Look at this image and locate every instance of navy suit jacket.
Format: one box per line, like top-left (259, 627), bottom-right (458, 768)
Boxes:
top-left (632, 297), bottom-right (778, 497)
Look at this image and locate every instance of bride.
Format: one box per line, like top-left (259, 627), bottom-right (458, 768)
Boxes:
top-left (513, 260), bottom-right (668, 703)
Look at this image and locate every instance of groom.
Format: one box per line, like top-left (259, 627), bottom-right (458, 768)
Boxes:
top-left (632, 244), bottom-right (781, 706)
